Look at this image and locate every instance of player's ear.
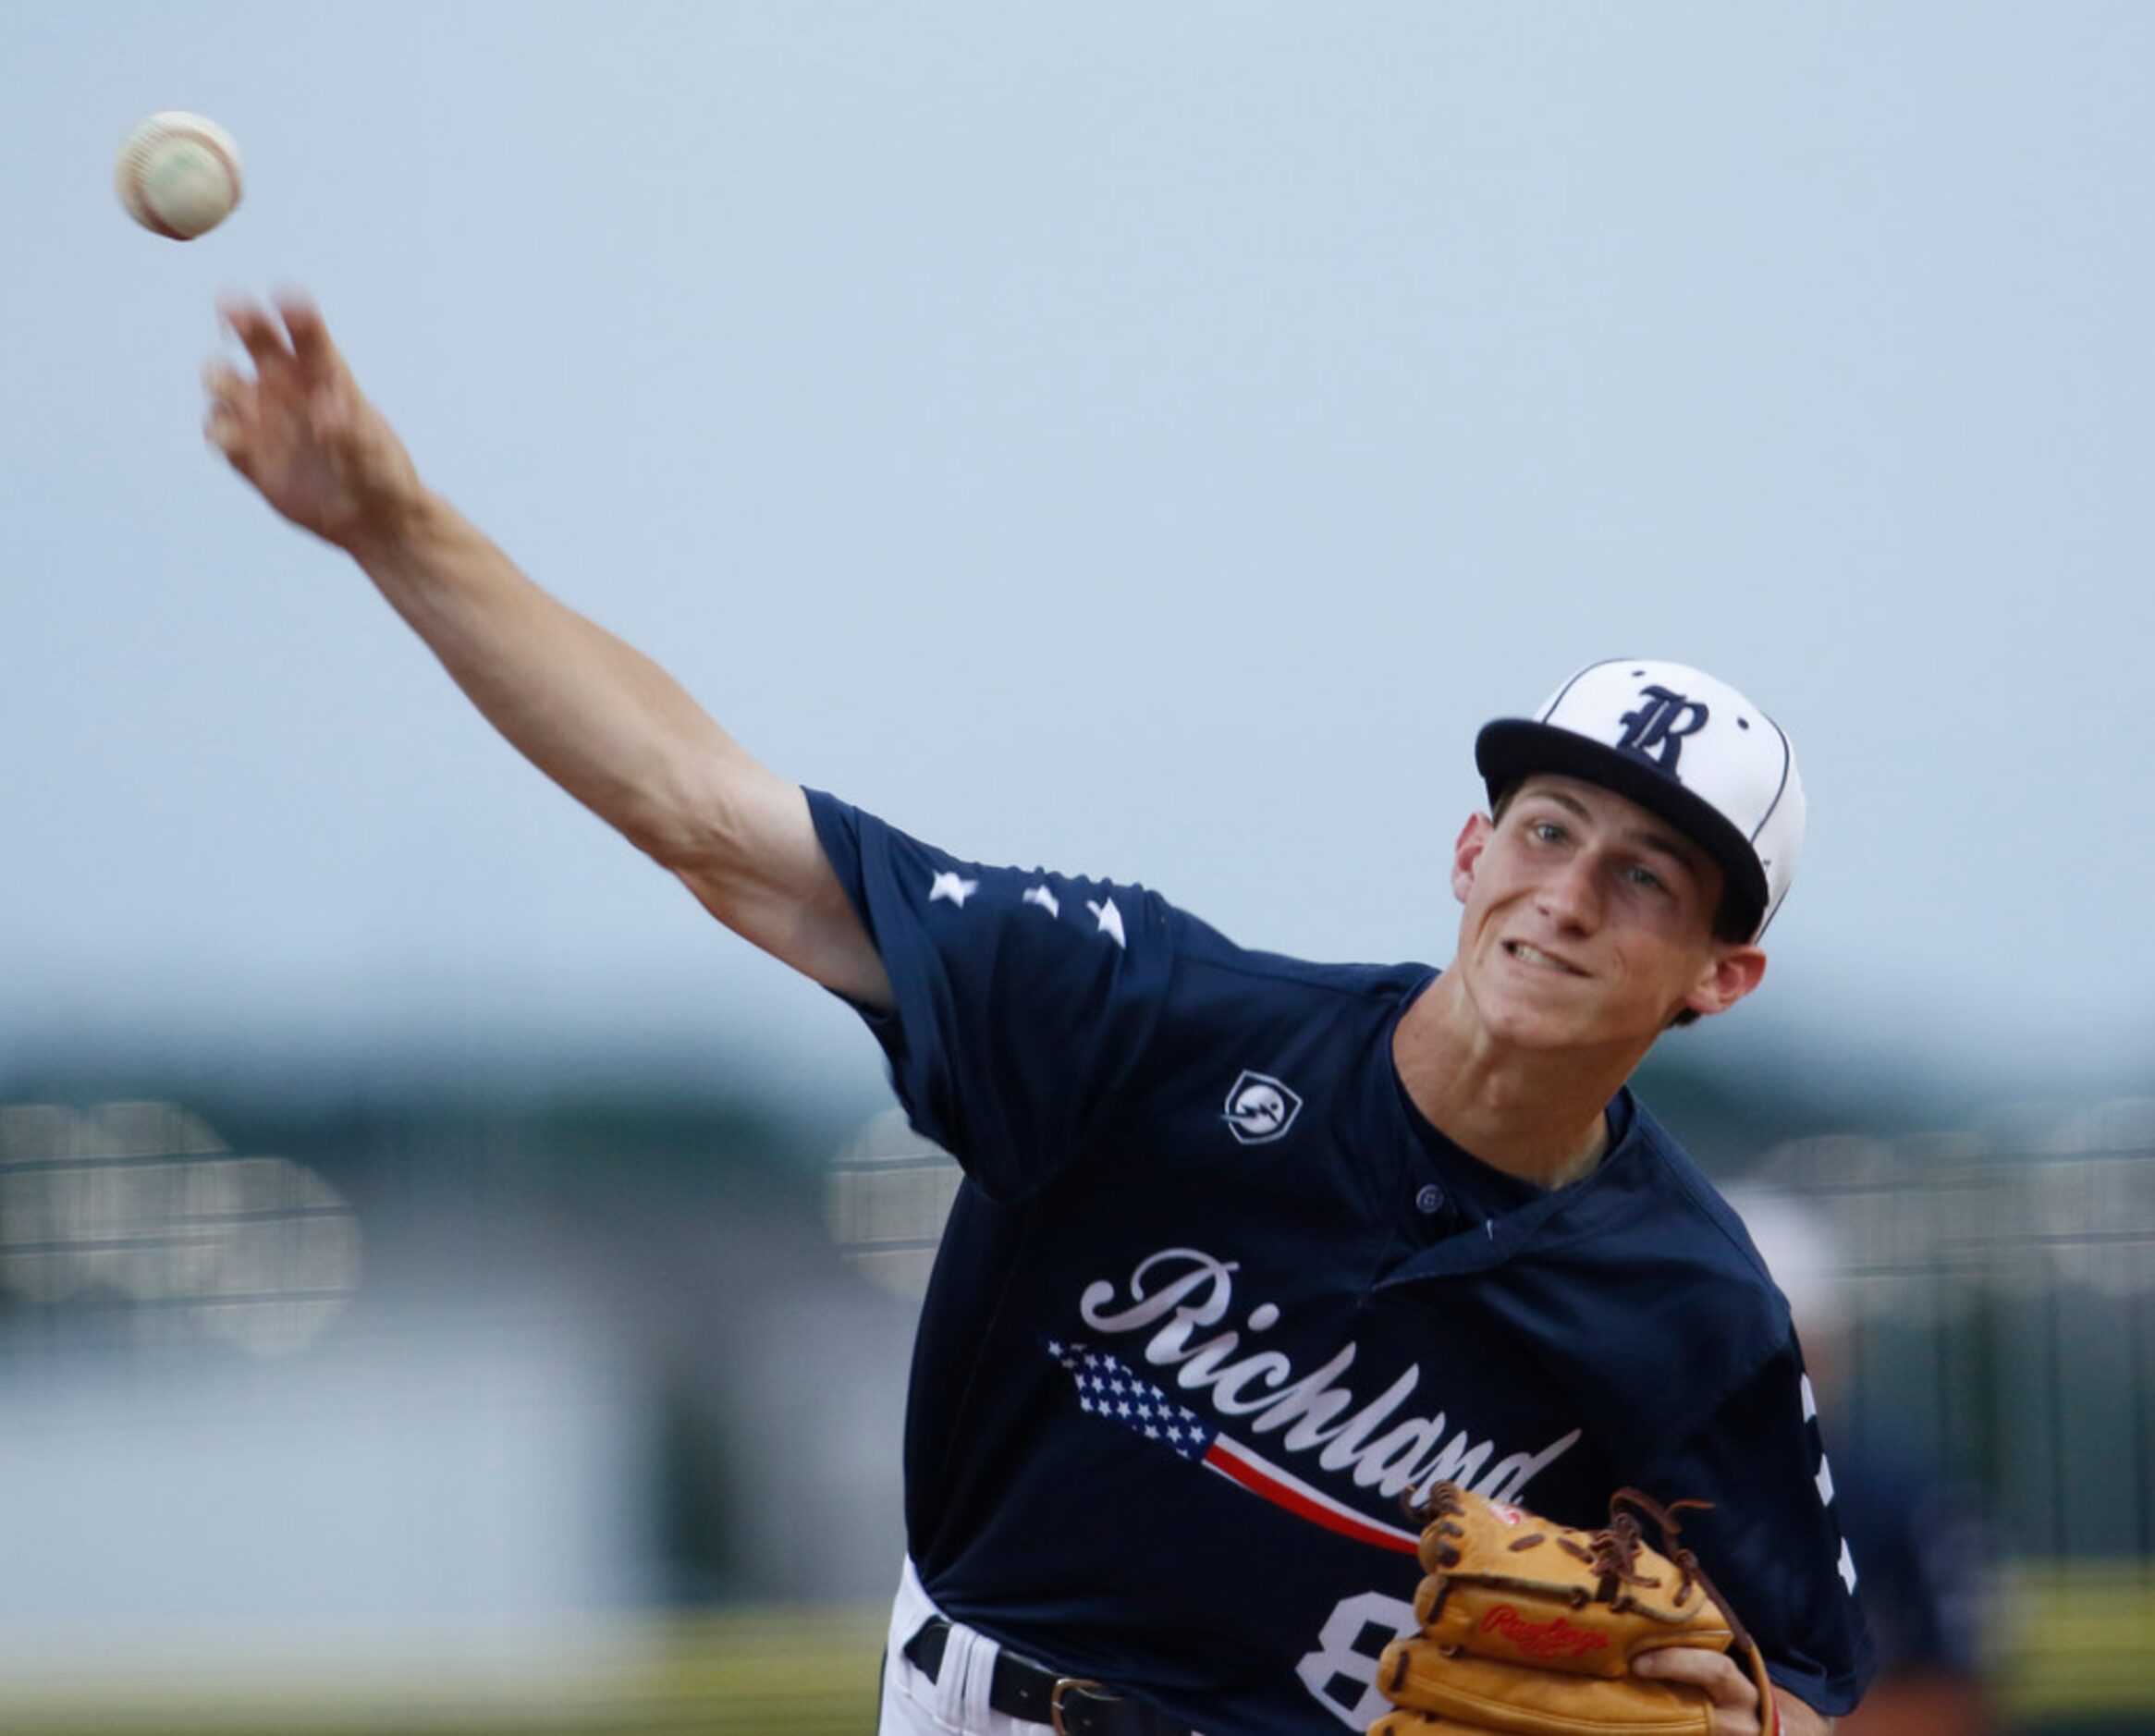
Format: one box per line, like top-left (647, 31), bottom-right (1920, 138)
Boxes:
top-left (1680, 945), bottom-right (1768, 1021)
top-left (1451, 812), bottom-right (1494, 906)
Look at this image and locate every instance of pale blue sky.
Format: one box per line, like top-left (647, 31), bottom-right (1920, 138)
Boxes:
top-left (4, 4), bottom-right (2150, 1103)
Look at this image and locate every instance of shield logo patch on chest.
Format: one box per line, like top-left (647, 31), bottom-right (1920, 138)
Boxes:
top-left (1223, 1070), bottom-right (1304, 1145)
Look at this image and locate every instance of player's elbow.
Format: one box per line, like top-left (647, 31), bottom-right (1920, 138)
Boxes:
top-left (610, 748), bottom-right (769, 874)
top-left (591, 766), bottom-right (698, 868)
top-left (616, 797), bottom-right (700, 870)
top-left (627, 762), bottom-right (794, 899)
top-left (621, 796), bottom-right (740, 881)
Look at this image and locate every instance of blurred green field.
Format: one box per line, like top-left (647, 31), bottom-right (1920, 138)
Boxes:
top-left (2002, 1561), bottom-right (2155, 1730)
top-left (2, 1567), bottom-right (2150, 1736)
top-left (0, 1607), bottom-right (888, 1736)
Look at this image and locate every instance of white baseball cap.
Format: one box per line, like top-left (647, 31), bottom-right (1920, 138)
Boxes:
top-left (1474, 658), bottom-right (1806, 939)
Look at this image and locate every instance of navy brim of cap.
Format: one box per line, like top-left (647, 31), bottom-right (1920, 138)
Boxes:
top-left (1474, 720), bottom-right (1768, 938)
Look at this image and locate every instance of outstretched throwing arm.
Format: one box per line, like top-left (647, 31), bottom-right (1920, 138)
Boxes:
top-left (204, 294), bottom-right (890, 1010)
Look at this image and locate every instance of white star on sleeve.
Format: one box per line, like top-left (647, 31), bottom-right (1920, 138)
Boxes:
top-left (1085, 897), bottom-right (1126, 948)
top-left (1022, 885), bottom-right (1060, 920)
top-left (929, 871), bottom-right (980, 908)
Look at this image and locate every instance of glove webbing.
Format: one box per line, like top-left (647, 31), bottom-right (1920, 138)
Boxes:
top-left (1603, 1491), bottom-right (1780, 1736)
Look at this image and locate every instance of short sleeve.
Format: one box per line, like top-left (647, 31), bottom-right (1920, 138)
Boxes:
top-left (806, 790), bottom-right (1176, 1198)
top-left (1647, 1339), bottom-right (1878, 1717)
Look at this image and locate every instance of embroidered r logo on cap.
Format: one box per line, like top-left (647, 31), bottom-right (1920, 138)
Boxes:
top-left (1612, 683), bottom-right (1710, 772)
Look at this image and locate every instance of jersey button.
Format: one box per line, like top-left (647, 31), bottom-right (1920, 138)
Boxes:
top-left (1414, 1183), bottom-right (1445, 1215)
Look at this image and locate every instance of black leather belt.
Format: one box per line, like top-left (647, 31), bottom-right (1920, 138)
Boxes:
top-left (900, 1616), bottom-right (1193, 1736)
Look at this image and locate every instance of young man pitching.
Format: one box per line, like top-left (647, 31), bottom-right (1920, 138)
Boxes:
top-left (205, 297), bottom-right (1869, 1736)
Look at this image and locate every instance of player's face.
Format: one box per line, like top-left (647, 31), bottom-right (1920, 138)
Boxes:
top-left (1448, 776), bottom-right (1766, 1054)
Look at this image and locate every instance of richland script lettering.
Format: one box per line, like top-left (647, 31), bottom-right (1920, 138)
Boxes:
top-left (1079, 1248), bottom-right (1577, 1503)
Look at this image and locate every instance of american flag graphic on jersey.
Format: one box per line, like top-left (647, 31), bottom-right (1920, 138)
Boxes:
top-left (1046, 1339), bottom-right (1419, 1555)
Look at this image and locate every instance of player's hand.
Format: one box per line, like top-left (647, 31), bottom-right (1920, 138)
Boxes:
top-left (1632, 1646), bottom-right (1831, 1735)
top-left (204, 294), bottom-right (424, 551)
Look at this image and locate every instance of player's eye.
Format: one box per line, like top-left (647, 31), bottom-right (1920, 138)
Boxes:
top-left (1626, 863), bottom-right (1669, 894)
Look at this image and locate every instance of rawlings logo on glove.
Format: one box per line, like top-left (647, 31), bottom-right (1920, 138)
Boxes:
top-left (1368, 1483), bottom-right (1781, 1736)
top-left (1478, 1606), bottom-right (1612, 1663)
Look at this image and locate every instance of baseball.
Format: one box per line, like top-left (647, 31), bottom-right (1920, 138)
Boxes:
top-left (115, 111), bottom-right (243, 240)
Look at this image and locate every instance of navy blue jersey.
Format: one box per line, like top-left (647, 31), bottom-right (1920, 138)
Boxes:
top-left (808, 792), bottom-right (1874, 1733)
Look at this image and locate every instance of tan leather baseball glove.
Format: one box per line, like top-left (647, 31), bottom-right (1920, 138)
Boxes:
top-left (1368, 1483), bottom-right (1781, 1736)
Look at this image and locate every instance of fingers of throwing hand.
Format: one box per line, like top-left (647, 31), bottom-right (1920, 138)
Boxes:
top-left (217, 295), bottom-right (299, 384)
top-left (201, 357), bottom-right (249, 459)
top-left (202, 358), bottom-right (248, 409)
top-left (275, 293), bottom-right (345, 388)
top-left (202, 402), bottom-right (239, 459)
top-left (204, 304), bottom-right (337, 466)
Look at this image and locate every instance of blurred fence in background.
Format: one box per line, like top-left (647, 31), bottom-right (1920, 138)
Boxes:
top-left (1741, 1096), bottom-right (2155, 1733)
top-left (0, 1077), bottom-right (2149, 1732)
top-left (0, 1078), bottom-right (910, 1733)
top-left (1745, 1097), bottom-right (2155, 1563)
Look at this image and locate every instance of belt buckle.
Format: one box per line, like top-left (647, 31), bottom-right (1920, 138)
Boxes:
top-left (1049, 1675), bottom-right (1106, 1736)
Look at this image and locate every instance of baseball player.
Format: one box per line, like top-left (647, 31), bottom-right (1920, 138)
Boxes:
top-left (204, 296), bottom-right (1872, 1736)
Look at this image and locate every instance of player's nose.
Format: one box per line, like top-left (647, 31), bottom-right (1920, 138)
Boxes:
top-left (1533, 852), bottom-right (1603, 933)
